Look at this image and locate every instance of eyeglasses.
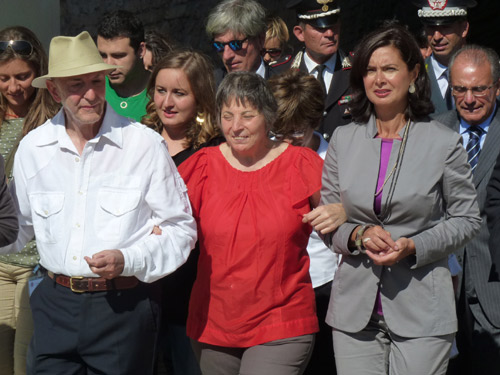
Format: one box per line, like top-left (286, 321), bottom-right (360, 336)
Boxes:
top-left (451, 84), bottom-right (496, 98)
top-left (261, 48), bottom-right (282, 58)
top-left (0, 40), bottom-right (33, 56)
top-left (212, 37), bottom-right (249, 53)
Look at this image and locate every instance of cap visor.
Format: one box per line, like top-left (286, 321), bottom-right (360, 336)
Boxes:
top-left (305, 14), bottom-right (340, 28)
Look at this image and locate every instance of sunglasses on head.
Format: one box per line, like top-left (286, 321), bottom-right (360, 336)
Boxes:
top-left (0, 40), bottom-right (33, 56)
top-left (262, 48), bottom-right (282, 58)
top-left (212, 37), bottom-right (248, 53)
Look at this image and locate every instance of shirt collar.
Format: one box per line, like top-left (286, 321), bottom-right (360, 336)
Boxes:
top-left (430, 54), bottom-right (448, 79)
top-left (255, 59), bottom-right (267, 78)
top-left (459, 103), bottom-right (497, 135)
top-left (33, 103), bottom-right (124, 149)
top-left (303, 51), bottom-right (337, 74)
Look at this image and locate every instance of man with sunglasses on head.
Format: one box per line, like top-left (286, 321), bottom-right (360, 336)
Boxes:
top-left (206, 0), bottom-right (270, 85)
top-left (414, 0), bottom-right (475, 115)
top-left (97, 10), bottom-right (150, 122)
top-left (436, 45), bottom-right (500, 375)
top-left (271, 0), bottom-right (351, 143)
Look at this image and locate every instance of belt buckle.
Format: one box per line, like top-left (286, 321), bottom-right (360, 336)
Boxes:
top-left (70, 276), bottom-right (86, 293)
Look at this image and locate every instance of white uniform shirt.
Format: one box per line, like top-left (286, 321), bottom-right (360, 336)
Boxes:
top-left (303, 52), bottom-right (336, 95)
top-left (2, 105), bottom-right (197, 282)
top-left (307, 132), bottom-right (339, 288)
top-left (430, 54), bottom-right (449, 99)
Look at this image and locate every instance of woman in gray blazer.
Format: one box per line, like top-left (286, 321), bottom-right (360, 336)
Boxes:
top-left (320, 23), bottom-right (481, 375)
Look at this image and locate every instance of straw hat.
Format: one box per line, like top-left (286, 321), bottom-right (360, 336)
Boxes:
top-left (32, 31), bottom-right (118, 88)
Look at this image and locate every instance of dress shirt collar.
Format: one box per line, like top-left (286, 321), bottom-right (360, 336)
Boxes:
top-left (303, 51), bottom-right (337, 74)
top-left (430, 53), bottom-right (448, 80)
top-left (459, 103), bottom-right (497, 136)
top-left (33, 104), bottom-right (125, 150)
top-left (255, 58), bottom-right (267, 78)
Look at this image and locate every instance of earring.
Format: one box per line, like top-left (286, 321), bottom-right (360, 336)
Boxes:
top-left (196, 112), bottom-right (205, 126)
top-left (408, 83), bottom-right (416, 94)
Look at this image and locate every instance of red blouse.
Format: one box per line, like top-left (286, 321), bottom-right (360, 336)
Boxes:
top-left (178, 144), bottom-right (322, 347)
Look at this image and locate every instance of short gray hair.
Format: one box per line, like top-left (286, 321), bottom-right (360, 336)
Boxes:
top-left (216, 72), bottom-right (277, 130)
top-left (206, 0), bottom-right (267, 39)
top-left (449, 44), bottom-right (500, 83)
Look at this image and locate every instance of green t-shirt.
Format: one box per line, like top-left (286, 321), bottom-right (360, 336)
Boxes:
top-left (0, 118), bottom-right (38, 268)
top-left (105, 77), bottom-right (148, 122)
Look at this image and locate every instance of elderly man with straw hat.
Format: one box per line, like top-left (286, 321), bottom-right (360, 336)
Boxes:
top-left (0, 31), bottom-right (197, 374)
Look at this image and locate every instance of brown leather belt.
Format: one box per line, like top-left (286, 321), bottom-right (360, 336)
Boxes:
top-left (47, 271), bottom-right (139, 293)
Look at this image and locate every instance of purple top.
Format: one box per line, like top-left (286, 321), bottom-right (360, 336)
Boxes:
top-left (373, 138), bottom-right (394, 316)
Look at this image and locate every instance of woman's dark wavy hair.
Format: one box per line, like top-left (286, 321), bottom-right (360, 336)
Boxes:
top-left (349, 22), bottom-right (434, 123)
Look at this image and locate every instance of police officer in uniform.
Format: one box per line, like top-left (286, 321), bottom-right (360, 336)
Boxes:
top-left (271, 0), bottom-right (351, 142)
top-left (415, 0), bottom-right (476, 115)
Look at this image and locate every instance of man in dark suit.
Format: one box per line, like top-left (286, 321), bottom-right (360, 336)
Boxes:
top-left (271, 0), bottom-right (351, 142)
top-left (436, 44), bottom-right (500, 375)
top-left (415, 0), bottom-right (476, 115)
top-left (206, 0), bottom-right (270, 85)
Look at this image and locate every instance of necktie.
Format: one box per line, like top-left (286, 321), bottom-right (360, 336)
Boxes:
top-left (316, 64), bottom-right (327, 94)
top-left (466, 125), bottom-right (482, 172)
top-left (443, 71), bottom-right (453, 110)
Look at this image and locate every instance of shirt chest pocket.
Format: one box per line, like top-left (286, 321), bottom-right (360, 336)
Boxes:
top-left (94, 188), bottom-right (141, 242)
top-left (29, 193), bottom-right (65, 244)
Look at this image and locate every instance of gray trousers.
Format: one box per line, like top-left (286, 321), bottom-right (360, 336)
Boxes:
top-left (332, 313), bottom-right (454, 375)
top-left (191, 334), bottom-right (315, 375)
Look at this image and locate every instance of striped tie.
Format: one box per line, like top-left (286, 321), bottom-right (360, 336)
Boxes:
top-left (466, 125), bottom-right (482, 172)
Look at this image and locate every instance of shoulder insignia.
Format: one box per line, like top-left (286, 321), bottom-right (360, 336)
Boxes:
top-left (342, 54), bottom-right (352, 70)
top-left (291, 51), bottom-right (303, 70)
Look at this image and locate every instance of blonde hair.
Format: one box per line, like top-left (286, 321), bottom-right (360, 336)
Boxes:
top-left (265, 16), bottom-right (289, 46)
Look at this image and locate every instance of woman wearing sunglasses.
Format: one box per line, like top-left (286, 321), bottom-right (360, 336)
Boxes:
top-left (143, 49), bottom-right (222, 375)
top-left (0, 26), bottom-right (59, 375)
top-left (262, 16), bottom-right (292, 66)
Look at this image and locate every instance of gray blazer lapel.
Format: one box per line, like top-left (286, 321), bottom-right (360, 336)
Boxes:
top-left (474, 105), bottom-right (500, 186)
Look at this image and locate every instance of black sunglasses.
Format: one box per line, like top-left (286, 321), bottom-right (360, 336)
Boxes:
top-left (0, 40), bottom-right (33, 56)
top-left (212, 37), bottom-right (248, 53)
top-left (262, 48), bottom-right (282, 58)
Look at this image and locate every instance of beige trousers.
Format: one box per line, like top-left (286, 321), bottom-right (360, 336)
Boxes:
top-left (0, 262), bottom-right (34, 375)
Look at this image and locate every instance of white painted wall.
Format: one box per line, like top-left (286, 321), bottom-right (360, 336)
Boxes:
top-left (0, 0), bottom-right (60, 51)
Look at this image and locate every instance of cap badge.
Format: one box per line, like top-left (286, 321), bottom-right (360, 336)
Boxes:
top-left (427, 0), bottom-right (448, 10)
top-left (317, 0), bottom-right (333, 12)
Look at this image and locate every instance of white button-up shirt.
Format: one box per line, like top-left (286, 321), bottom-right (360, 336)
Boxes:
top-left (2, 105), bottom-right (197, 282)
top-left (303, 51), bottom-right (337, 95)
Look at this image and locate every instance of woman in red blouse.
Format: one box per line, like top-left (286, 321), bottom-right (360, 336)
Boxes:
top-left (178, 72), bottom-right (322, 375)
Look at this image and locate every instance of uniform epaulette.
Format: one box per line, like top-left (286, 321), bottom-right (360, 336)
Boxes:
top-left (342, 53), bottom-right (353, 70)
top-left (291, 51), bottom-right (303, 70)
top-left (269, 54), bottom-right (292, 68)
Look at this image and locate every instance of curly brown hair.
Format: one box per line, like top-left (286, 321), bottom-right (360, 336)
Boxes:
top-left (142, 49), bottom-right (220, 149)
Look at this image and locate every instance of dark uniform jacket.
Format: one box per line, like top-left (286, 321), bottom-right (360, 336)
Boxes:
top-left (270, 49), bottom-right (352, 141)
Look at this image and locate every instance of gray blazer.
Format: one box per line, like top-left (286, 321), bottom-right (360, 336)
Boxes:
top-left (321, 116), bottom-right (481, 338)
top-left (436, 104), bottom-right (500, 327)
